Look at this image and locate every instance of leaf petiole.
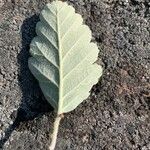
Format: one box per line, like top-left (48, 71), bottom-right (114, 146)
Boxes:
top-left (49, 114), bottom-right (64, 150)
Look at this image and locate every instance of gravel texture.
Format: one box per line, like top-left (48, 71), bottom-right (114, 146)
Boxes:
top-left (0, 0), bottom-right (150, 150)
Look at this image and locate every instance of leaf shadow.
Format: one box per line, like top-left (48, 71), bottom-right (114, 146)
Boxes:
top-left (0, 14), bottom-right (53, 149)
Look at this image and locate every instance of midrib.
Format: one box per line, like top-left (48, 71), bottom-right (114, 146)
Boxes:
top-left (57, 3), bottom-right (63, 115)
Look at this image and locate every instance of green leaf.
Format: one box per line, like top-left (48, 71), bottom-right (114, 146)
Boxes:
top-left (28, 1), bottom-right (102, 114)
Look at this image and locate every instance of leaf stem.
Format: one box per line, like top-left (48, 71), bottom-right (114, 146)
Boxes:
top-left (49, 114), bottom-right (63, 150)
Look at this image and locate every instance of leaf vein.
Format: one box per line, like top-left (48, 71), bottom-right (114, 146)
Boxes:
top-left (39, 29), bottom-right (58, 51)
top-left (62, 30), bottom-right (87, 60)
top-left (31, 63), bottom-right (59, 88)
top-left (41, 18), bottom-right (57, 33)
top-left (63, 51), bottom-right (93, 79)
top-left (63, 72), bottom-right (91, 99)
top-left (61, 17), bottom-right (79, 40)
top-left (60, 10), bottom-right (74, 27)
top-left (35, 40), bottom-right (59, 69)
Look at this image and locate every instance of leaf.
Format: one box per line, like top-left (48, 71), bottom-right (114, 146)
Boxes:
top-left (28, 1), bottom-right (102, 115)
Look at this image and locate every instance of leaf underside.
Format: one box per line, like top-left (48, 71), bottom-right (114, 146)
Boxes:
top-left (28, 1), bottom-right (102, 114)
